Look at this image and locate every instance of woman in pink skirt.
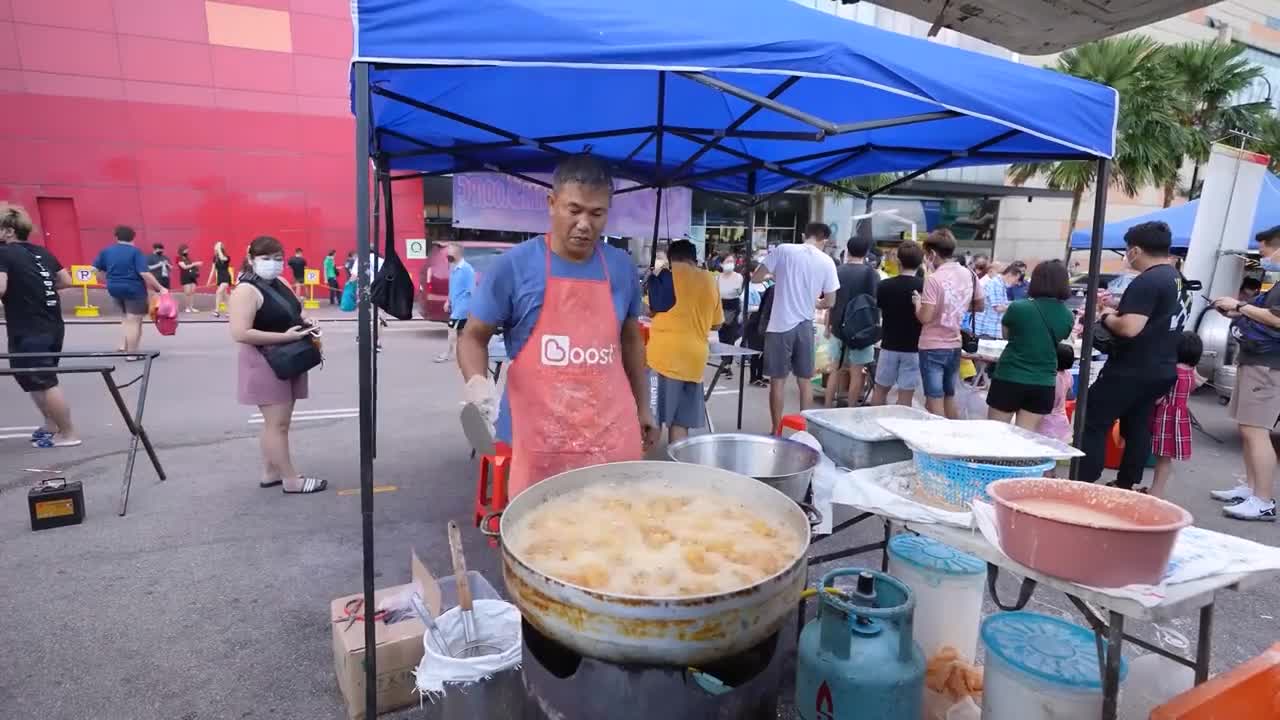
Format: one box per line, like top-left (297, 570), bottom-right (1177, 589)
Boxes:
top-left (1148, 332), bottom-right (1204, 498)
top-left (229, 235), bottom-right (326, 494)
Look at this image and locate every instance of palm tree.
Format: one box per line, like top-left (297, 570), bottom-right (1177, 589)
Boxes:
top-left (1248, 113), bottom-right (1280, 174)
top-left (1010, 36), bottom-right (1184, 255)
top-left (1164, 41), bottom-right (1269, 202)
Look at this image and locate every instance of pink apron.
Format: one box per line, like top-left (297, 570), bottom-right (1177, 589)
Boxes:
top-left (506, 244), bottom-right (643, 497)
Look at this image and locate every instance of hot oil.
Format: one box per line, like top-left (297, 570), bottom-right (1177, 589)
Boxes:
top-left (510, 481), bottom-right (802, 597)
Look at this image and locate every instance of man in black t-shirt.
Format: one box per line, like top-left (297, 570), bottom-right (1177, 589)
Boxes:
top-left (1078, 221), bottom-right (1181, 489)
top-left (0, 203), bottom-right (79, 447)
top-left (287, 248), bottom-right (307, 296)
top-left (871, 239), bottom-right (925, 407)
top-left (824, 234), bottom-right (879, 407)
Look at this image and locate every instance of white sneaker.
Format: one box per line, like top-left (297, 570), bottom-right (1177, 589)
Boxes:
top-left (1210, 484), bottom-right (1252, 502)
top-left (1222, 496), bottom-right (1277, 521)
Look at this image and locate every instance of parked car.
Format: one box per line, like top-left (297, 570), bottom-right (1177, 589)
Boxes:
top-left (417, 241), bottom-right (512, 322)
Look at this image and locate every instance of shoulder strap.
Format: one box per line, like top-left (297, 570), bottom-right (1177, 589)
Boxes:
top-left (254, 278), bottom-right (302, 324)
top-left (967, 269), bottom-right (978, 333)
top-left (1030, 299), bottom-right (1061, 345)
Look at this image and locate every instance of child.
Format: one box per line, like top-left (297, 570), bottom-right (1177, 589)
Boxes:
top-left (1148, 332), bottom-right (1205, 498)
top-left (1037, 343), bottom-right (1075, 445)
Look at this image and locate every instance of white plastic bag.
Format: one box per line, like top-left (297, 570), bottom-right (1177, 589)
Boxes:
top-left (413, 599), bottom-right (522, 698)
top-left (789, 431), bottom-right (833, 535)
top-left (955, 382), bottom-right (988, 420)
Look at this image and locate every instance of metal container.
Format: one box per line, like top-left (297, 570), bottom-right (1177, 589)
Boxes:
top-left (489, 461), bottom-right (810, 667)
top-left (802, 406), bottom-right (932, 470)
top-left (667, 433), bottom-right (818, 502)
top-left (795, 569), bottom-right (925, 720)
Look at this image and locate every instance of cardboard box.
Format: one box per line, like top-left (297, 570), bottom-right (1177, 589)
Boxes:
top-left (332, 551), bottom-right (443, 719)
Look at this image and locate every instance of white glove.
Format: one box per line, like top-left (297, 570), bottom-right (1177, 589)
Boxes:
top-left (464, 375), bottom-right (498, 426)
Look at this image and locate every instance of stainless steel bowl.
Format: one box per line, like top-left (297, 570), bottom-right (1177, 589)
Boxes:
top-left (667, 433), bottom-right (819, 502)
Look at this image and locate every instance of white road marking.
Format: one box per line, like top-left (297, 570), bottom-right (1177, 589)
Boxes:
top-left (0, 433), bottom-right (37, 440)
top-left (248, 407), bottom-right (359, 424)
top-left (0, 426), bottom-right (38, 432)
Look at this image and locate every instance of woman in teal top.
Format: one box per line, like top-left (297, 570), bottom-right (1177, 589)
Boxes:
top-left (986, 260), bottom-right (1075, 430)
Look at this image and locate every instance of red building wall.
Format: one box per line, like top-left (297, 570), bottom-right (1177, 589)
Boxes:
top-left (0, 0), bottom-right (423, 274)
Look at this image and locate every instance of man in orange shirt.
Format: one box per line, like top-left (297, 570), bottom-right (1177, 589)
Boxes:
top-left (645, 239), bottom-right (722, 443)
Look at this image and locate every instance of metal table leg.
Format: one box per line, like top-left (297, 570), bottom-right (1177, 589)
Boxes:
top-left (104, 364), bottom-right (165, 517)
top-left (736, 355), bottom-right (747, 429)
top-left (1195, 604), bottom-right (1214, 684)
top-left (702, 359), bottom-right (729, 433)
top-left (1102, 612), bottom-right (1124, 720)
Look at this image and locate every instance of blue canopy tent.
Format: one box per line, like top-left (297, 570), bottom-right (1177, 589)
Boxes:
top-left (1069, 172), bottom-right (1280, 250)
top-left (347, 2), bottom-right (1118, 712)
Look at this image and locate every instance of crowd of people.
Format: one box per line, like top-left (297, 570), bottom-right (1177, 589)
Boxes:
top-left (636, 209), bottom-right (1277, 520)
top-left (2, 151), bottom-right (1279, 520)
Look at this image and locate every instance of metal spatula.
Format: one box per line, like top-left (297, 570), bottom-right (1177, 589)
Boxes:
top-left (447, 521), bottom-right (502, 657)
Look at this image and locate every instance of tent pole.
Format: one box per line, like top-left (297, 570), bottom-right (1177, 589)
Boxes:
top-left (1071, 157), bottom-right (1111, 479)
top-left (370, 160), bottom-right (383, 458)
top-left (648, 71), bottom-right (666, 270)
top-left (353, 61), bottom-right (378, 720)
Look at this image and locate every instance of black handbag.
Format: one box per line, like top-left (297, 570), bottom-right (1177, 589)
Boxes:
top-left (370, 178), bottom-right (416, 320)
top-left (960, 270), bottom-right (980, 354)
top-left (256, 280), bottom-right (323, 380)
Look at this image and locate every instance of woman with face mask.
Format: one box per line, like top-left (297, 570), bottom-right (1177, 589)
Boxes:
top-left (177, 245), bottom-right (202, 312)
top-left (228, 235), bottom-right (326, 494)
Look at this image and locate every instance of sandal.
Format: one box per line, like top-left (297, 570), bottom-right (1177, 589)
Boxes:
top-left (259, 478), bottom-right (283, 488)
top-left (283, 477), bottom-right (328, 494)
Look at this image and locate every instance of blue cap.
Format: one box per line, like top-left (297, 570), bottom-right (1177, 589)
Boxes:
top-left (888, 535), bottom-right (984, 576)
top-left (981, 612), bottom-right (1127, 689)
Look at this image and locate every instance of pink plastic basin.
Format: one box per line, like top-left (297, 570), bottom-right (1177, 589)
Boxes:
top-left (988, 478), bottom-right (1193, 587)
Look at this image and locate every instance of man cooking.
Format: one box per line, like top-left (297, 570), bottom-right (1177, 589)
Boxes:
top-left (457, 154), bottom-right (658, 497)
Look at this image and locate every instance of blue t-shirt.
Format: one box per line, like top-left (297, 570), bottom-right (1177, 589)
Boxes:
top-left (93, 243), bottom-right (149, 299)
top-left (448, 259), bottom-right (476, 321)
top-left (469, 237), bottom-right (642, 443)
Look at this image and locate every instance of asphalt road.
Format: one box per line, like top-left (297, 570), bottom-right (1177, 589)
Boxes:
top-left (0, 319), bottom-right (1277, 719)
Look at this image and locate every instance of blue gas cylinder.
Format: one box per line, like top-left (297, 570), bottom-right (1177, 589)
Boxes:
top-left (795, 569), bottom-right (925, 720)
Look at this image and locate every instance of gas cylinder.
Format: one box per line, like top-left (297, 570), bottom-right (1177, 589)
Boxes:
top-left (795, 569), bottom-right (925, 720)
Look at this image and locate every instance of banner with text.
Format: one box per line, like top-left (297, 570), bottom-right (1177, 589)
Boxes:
top-left (453, 173), bottom-right (691, 239)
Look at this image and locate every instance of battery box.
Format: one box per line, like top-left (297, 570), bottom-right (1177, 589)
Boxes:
top-left (28, 478), bottom-right (85, 531)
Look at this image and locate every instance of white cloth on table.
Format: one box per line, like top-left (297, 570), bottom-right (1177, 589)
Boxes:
top-left (827, 460), bottom-right (974, 528)
top-left (788, 431), bottom-right (833, 535)
top-left (970, 500), bottom-right (1280, 607)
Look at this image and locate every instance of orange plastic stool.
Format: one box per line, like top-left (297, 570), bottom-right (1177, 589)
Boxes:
top-left (1064, 399), bottom-right (1077, 421)
top-left (474, 441), bottom-right (512, 546)
top-left (1152, 643), bottom-right (1280, 719)
top-left (776, 414), bottom-right (807, 436)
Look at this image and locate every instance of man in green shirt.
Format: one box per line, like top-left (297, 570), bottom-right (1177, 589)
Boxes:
top-left (322, 249), bottom-right (339, 305)
top-left (985, 260), bottom-right (1074, 430)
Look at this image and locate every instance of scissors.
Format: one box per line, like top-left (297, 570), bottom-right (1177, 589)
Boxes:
top-left (333, 598), bottom-right (388, 631)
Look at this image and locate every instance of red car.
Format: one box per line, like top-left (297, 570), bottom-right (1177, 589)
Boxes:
top-left (417, 241), bottom-right (513, 322)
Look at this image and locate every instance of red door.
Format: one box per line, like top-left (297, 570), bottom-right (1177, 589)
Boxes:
top-left (36, 197), bottom-right (82, 265)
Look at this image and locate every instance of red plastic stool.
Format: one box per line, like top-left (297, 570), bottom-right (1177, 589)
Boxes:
top-left (775, 414), bottom-right (807, 436)
top-left (474, 441), bottom-right (512, 546)
top-left (1062, 401), bottom-right (1125, 469)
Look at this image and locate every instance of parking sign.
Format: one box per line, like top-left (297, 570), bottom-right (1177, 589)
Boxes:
top-left (304, 268), bottom-right (321, 286)
top-left (71, 265), bottom-right (95, 286)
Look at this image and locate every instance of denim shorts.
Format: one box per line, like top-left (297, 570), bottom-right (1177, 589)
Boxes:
top-left (874, 349), bottom-right (919, 390)
top-left (918, 348), bottom-right (962, 399)
top-left (650, 371), bottom-right (706, 429)
top-left (825, 336), bottom-right (875, 369)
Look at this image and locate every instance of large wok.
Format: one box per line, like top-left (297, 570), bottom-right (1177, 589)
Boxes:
top-left (482, 461), bottom-right (810, 666)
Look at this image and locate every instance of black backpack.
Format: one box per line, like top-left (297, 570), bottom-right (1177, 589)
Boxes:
top-left (837, 292), bottom-right (881, 350)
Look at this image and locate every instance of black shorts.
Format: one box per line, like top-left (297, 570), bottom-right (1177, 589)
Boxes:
top-left (448, 318), bottom-right (468, 331)
top-left (986, 377), bottom-right (1055, 415)
top-left (8, 327), bottom-right (65, 392)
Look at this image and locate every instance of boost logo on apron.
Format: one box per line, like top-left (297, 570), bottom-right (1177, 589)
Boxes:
top-left (540, 334), bottom-right (615, 367)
